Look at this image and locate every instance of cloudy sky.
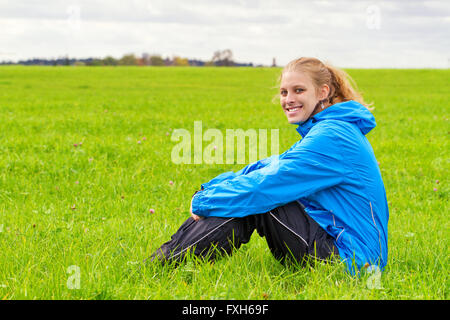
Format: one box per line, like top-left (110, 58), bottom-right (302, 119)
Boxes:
top-left (0, 0), bottom-right (449, 67)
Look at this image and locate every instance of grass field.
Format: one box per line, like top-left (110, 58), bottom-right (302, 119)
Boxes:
top-left (0, 66), bottom-right (448, 300)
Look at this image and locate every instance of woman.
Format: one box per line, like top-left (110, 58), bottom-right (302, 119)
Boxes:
top-left (149, 57), bottom-right (389, 274)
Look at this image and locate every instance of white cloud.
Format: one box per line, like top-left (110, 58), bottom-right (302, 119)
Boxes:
top-left (0, 0), bottom-right (448, 67)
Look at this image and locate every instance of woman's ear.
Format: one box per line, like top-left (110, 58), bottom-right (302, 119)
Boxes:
top-left (320, 84), bottom-right (330, 101)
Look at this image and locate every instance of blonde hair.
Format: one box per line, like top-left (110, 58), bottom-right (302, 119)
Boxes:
top-left (277, 57), bottom-right (372, 108)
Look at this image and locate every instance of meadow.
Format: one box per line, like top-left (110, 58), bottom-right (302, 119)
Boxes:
top-left (0, 66), bottom-right (448, 299)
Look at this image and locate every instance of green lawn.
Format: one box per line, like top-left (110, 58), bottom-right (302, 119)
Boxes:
top-left (0, 66), bottom-right (448, 299)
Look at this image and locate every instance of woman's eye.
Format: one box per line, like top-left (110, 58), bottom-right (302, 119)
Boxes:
top-left (295, 88), bottom-right (304, 93)
top-left (280, 90), bottom-right (287, 96)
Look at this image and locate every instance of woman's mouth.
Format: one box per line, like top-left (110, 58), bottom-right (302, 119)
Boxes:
top-left (285, 105), bottom-right (303, 114)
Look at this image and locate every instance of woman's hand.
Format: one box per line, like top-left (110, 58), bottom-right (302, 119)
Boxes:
top-left (190, 196), bottom-right (201, 221)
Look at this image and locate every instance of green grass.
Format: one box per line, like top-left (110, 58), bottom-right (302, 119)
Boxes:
top-left (0, 66), bottom-right (448, 299)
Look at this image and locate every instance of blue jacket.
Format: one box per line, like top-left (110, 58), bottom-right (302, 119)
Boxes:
top-left (191, 100), bottom-right (389, 274)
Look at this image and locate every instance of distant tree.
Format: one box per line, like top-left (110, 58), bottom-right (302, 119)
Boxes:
top-left (164, 57), bottom-right (173, 66)
top-left (211, 49), bottom-right (234, 66)
top-left (211, 50), bottom-right (221, 65)
top-left (173, 56), bottom-right (189, 66)
top-left (221, 49), bottom-right (234, 66)
top-left (150, 55), bottom-right (165, 66)
top-left (188, 59), bottom-right (205, 66)
top-left (118, 54), bottom-right (138, 66)
top-left (103, 56), bottom-right (118, 66)
top-left (141, 53), bottom-right (151, 66)
top-left (136, 58), bottom-right (145, 66)
top-left (86, 59), bottom-right (104, 66)
top-left (63, 55), bottom-right (70, 66)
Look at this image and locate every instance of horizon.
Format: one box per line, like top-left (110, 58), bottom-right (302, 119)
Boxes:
top-left (1, 56), bottom-right (449, 69)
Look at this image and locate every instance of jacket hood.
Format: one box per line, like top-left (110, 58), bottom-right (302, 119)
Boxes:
top-left (296, 100), bottom-right (376, 137)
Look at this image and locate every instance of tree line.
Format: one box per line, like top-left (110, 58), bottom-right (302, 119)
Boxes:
top-left (1, 50), bottom-right (260, 67)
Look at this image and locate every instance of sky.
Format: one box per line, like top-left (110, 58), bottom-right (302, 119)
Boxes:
top-left (0, 0), bottom-right (449, 68)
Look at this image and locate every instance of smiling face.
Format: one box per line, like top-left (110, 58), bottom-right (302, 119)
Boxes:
top-left (279, 71), bottom-right (329, 124)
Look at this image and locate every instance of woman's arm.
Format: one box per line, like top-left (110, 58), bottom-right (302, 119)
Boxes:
top-left (191, 123), bottom-right (347, 218)
top-left (200, 154), bottom-right (286, 190)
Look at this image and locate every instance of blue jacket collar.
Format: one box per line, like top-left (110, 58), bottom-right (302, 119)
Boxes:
top-left (295, 100), bottom-right (376, 137)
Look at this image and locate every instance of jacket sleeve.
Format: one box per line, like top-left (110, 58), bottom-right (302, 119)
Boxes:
top-left (200, 154), bottom-right (280, 190)
top-left (192, 123), bottom-right (347, 218)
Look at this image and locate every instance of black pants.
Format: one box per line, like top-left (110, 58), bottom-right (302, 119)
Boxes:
top-left (148, 201), bottom-right (338, 266)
